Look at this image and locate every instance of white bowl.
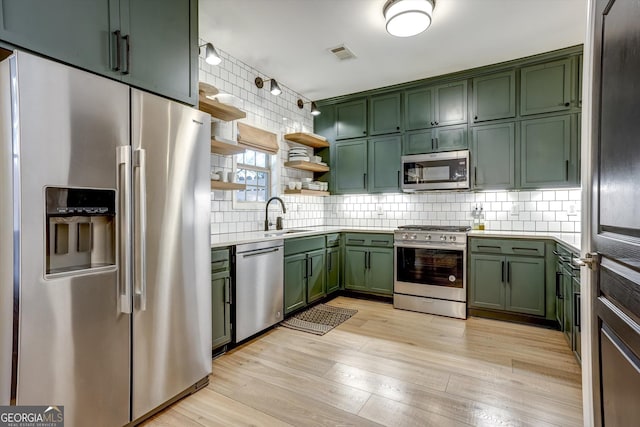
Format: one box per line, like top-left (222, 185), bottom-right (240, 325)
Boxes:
top-left (302, 177), bottom-right (313, 183)
top-left (288, 182), bottom-right (296, 190)
top-left (313, 155), bottom-right (322, 163)
top-left (295, 182), bottom-right (302, 190)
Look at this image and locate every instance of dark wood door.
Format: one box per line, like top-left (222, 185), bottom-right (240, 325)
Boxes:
top-left (591, 1), bottom-right (640, 425)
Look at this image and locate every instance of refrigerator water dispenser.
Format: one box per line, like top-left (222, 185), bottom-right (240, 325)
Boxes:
top-left (45, 187), bottom-right (116, 275)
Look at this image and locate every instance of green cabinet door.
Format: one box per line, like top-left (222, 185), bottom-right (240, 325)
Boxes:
top-left (284, 253), bottom-right (307, 314)
top-left (333, 139), bottom-right (367, 194)
top-left (211, 271), bottom-right (231, 349)
top-left (326, 247), bottom-right (341, 294)
top-left (336, 99), bottom-right (367, 140)
top-left (0, 0), bottom-right (118, 77)
top-left (469, 254), bottom-right (505, 310)
top-left (344, 247), bottom-right (367, 291)
top-left (370, 92), bottom-right (401, 135)
top-left (404, 87), bottom-right (433, 130)
top-left (306, 249), bottom-right (326, 304)
top-left (505, 256), bottom-right (545, 316)
top-left (434, 80), bottom-right (468, 126)
top-left (520, 58), bottom-right (572, 116)
top-left (314, 104), bottom-right (336, 142)
top-left (368, 135), bottom-right (401, 193)
top-left (367, 248), bottom-right (394, 295)
top-left (472, 123), bottom-right (515, 189)
top-left (472, 70), bottom-right (516, 123)
top-left (403, 129), bottom-right (434, 154)
top-left (434, 124), bottom-right (468, 152)
top-left (520, 115), bottom-right (574, 188)
top-left (121, 0), bottom-right (197, 104)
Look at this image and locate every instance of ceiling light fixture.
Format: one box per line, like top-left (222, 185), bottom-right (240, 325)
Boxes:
top-left (383, 0), bottom-right (435, 37)
top-left (297, 99), bottom-right (321, 116)
top-left (255, 77), bottom-right (282, 96)
top-left (199, 42), bottom-right (222, 65)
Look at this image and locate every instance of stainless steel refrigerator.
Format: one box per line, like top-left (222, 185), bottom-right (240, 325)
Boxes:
top-left (0, 51), bottom-right (212, 426)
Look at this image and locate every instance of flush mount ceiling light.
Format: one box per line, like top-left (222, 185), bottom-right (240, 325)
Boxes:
top-left (297, 99), bottom-right (321, 116)
top-left (255, 77), bottom-right (282, 96)
top-left (383, 0), bottom-right (435, 37)
top-left (199, 42), bottom-right (222, 65)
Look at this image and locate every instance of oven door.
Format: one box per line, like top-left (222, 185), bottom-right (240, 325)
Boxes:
top-left (394, 243), bottom-right (467, 302)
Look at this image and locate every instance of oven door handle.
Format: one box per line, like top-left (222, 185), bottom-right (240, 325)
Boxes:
top-left (394, 243), bottom-right (465, 251)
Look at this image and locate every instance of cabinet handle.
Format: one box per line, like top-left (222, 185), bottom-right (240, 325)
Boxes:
top-left (363, 173), bottom-right (367, 188)
top-left (565, 160), bottom-right (569, 180)
top-left (507, 261), bottom-right (511, 283)
top-left (474, 115), bottom-right (478, 121)
top-left (309, 256), bottom-right (313, 278)
top-left (328, 253), bottom-right (332, 271)
top-left (431, 138), bottom-right (434, 150)
top-left (501, 261), bottom-right (505, 283)
top-left (555, 272), bottom-right (563, 298)
top-left (112, 30), bottom-right (122, 71)
top-left (574, 292), bottom-right (581, 331)
top-left (397, 170), bottom-right (400, 187)
top-left (368, 252), bottom-right (371, 269)
top-left (512, 247), bottom-right (538, 253)
top-left (396, 126), bottom-right (400, 130)
top-left (363, 130), bottom-right (366, 134)
top-left (224, 277), bottom-right (231, 304)
top-left (435, 121), bottom-right (439, 125)
top-left (478, 245), bottom-right (500, 250)
top-left (564, 102), bottom-right (570, 107)
top-left (122, 34), bottom-right (131, 75)
top-left (552, 250), bottom-right (560, 256)
top-left (474, 167), bottom-right (478, 184)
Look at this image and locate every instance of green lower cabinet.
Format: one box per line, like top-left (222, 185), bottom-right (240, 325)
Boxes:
top-left (326, 246), bottom-right (341, 294)
top-left (469, 254), bottom-right (505, 310)
top-left (505, 257), bottom-right (546, 316)
top-left (470, 253), bottom-right (545, 317)
top-left (344, 247), bottom-right (368, 291)
top-left (306, 249), bottom-right (326, 304)
top-left (366, 248), bottom-right (394, 295)
top-left (211, 270), bottom-right (232, 349)
top-left (284, 253), bottom-right (307, 314)
top-left (344, 245), bottom-right (393, 295)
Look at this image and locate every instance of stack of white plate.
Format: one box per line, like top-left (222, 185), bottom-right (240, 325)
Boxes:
top-left (288, 147), bottom-right (309, 162)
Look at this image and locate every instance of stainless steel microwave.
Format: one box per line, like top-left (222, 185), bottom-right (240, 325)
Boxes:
top-left (401, 150), bottom-right (470, 191)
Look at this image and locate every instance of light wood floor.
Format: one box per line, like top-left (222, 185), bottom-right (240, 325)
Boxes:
top-left (143, 297), bottom-right (583, 426)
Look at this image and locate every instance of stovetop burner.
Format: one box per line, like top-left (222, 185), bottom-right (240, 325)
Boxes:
top-left (397, 225), bottom-right (472, 232)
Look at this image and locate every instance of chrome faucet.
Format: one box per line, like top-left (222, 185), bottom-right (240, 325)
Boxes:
top-left (264, 197), bottom-right (287, 231)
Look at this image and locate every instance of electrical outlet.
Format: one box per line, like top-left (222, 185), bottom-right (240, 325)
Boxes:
top-left (567, 203), bottom-right (578, 216)
top-left (376, 205), bottom-right (384, 216)
top-left (510, 203), bottom-right (519, 216)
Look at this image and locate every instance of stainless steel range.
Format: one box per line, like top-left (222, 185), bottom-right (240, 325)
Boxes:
top-left (394, 225), bottom-right (470, 319)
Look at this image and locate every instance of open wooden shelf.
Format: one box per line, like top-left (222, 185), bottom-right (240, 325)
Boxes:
top-left (284, 133), bottom-right (330, 148)
top-left (284, 160), bottom-right (330, 173)
top-left (210, 138), bottom-right (245, 156)
top-left (199, 98), bottom-right (246, 121)
top-left (284, 189), bottom-right (330, 197)
top-left (210, 181), bottom-right (246, 191)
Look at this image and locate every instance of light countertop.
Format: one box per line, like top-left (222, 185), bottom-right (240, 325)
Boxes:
top-left (211, 227), bottom-right (581, 253)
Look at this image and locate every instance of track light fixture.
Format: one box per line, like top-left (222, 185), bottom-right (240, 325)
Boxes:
top-left (198, 42), bottom-right (221, 65)
top-left (255, 76), bottom-right (282, 96)
top-left (297, 99), bottom-right (321, 116)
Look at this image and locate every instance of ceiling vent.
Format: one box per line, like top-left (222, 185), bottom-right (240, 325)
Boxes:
top-left (328, 44), bottom-right (357, 61)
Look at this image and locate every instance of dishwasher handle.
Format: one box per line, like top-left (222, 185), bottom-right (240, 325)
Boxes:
top-left (241, 247), bottom-right (280, 258)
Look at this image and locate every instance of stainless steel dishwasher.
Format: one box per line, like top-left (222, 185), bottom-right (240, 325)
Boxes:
top-left (234, 239), bottom-right (284, 342)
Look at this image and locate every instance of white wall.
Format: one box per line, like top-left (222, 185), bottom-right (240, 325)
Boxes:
top-left (201, 46), bottom-right (582, 235)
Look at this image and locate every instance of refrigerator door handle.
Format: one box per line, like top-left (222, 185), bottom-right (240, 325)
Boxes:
top-left (117, 146), bottom-right (132, 314)
top-left (134, 148), bottom-right (147, 311)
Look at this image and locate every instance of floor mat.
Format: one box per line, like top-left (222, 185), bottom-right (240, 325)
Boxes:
top-left (279, 304), bottom-right (358, 335)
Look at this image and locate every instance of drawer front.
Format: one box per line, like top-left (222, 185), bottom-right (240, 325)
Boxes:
top-left (211, 248), bottom-right (230, 272)
top-left (471, 238), bottom-right (545, 257)
top-left (285, 236), bottom-right (325, 256)
top-left (326, 233), bottom-right (341, 247)
top-left (470, 238), bottom-right (504, 254)
top-left (344, 233), bottom-right (393, 247)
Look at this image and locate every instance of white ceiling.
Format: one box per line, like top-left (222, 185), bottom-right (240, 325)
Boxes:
top-left (199, 0), bottom-right (587, 101)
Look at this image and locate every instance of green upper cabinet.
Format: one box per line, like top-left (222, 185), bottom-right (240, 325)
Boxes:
top-left (0, 0), bottom-right (117, 76)
top-left (120, 0), bottom-right (197, 104)
top-left (435, 80), bottom-right (468, 126)
top-left (0, 0), bottom-right (197, 104)
top-left (520, 58), bottom-right (572, 116)
top-left (520, 114), bottom-right (577, 188)
top-left (472, 122), bottom-right (515, 189)
top-left (403, 125), bottom-right (467, 155)
top-left (336, 99), bottom-right (367, 140)
top-left (314, 104), bottom-right (336, 142)
top-left (368, 135), bottom-right (401, 193)
top-left (404, 87), bottom-right (433, 130)
top-left (404, 80), bottom-right (467, 130)
top-left (472, 71), bottom-right (516, 123)
top-left (369, 92), bottom-right (402, 135)
top-left (333, 139), bottom-right (367, 194)
top-left (306, 249), bottom-right (326, 304)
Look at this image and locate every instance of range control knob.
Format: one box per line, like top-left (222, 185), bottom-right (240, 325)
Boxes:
top-left (426, 234), bottom-right (432, 240)
top-left (450, 235), bottom-right (456, 241)
top-left (410, 234), bottom-right (417, 240)
top-left (440, 235), bottom-right (447, 241)
top-left (402, 233), bottom-right (409, 240)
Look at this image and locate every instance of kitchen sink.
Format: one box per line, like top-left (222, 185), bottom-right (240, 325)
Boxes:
top-left (264, 229), bottom-right (310, 236)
